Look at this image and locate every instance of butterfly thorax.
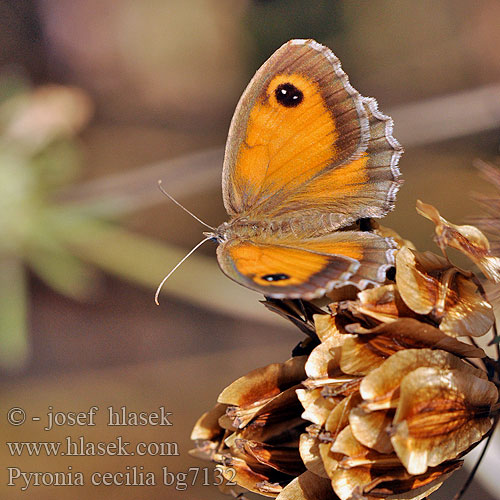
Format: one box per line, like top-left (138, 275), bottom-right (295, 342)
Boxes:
top-left (210, 216), bottom-right (344, 243)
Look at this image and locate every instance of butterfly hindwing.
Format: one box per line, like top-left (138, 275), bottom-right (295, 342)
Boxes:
top-left (216, 231), bottom-right (396, 299)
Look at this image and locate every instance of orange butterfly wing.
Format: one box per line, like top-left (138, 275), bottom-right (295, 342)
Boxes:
top-left (217, 231), bottom-right (396, 299)
top-left (222, 39), bottom-right (402, 230)
top-left (216, 39), bottom-right (402, 298)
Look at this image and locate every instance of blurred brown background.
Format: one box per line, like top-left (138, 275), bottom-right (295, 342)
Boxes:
top-left (0, 1), bottom-right (499, 498)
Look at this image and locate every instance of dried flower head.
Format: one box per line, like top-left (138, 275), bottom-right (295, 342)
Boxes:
top-left (190, 356), bottom-right (309, 497)
top-left (191, 201), bottom-right (500, 500)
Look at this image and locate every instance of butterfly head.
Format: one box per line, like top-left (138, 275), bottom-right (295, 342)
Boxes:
top-left (204, 222), bottom-right (230, 244)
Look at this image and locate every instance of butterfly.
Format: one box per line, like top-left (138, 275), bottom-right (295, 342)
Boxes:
top-left (158, 39), bottom-right (403, 303)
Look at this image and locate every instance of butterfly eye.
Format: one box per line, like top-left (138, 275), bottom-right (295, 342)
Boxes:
top-left (274, 83), bottom-right (303, 107)
top-left (261, 273), bottom-right (290, 282)
top-left (386, 266), bottom-right (396, 281)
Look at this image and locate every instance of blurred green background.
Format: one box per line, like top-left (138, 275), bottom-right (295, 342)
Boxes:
top-left (0, 1), bottom-right (499, 498)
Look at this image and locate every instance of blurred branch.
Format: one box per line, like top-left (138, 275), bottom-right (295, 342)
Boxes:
top-left (391, 84), bottom-right (500, 147)
top-left (59, 84), bottom-right (500, 215)
top-left (57, 148), bottom-right (224, 216)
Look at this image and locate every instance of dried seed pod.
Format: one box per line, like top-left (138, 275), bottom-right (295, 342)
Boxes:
top-left (391, 366), bottom-right (498, 474)
top-left (417, 199), bottom-right (500, 282)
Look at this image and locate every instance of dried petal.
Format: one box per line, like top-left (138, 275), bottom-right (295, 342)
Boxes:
top-left (226, 385), bottom-right (302, 429)
top-left (330, 460), bottom-right (461, 500)
top-left (305, 334), bottom-right (343, 379)
top-left (341, 319), bottom-right (484, 377)
top-left (235, 439), bottom-right (306, 476)
top-left (325, 393), bottom-right (363, 436)
top-left (349, 407), bottom-right (394, 454)
top-left (297, 387), bottom-right (337, 427)
top-left (396, 247), bottom-right (494, 337)
top-left (190, 403), bottom-right (228, 460)
top-left (347, 284), bottom-right (416, 324)
top-left (303, 374), bottom-right (359, 391)
top-left (299, 433), bottom-right (329, 478)
top-left (235, 389), bottom-right (306, 444)
top-left (321, 378), bottom-right (362, 400)
top-left (417, 199), bottom-right (500, 282)
top-left (331, 426), bottom-right (383, 466)
top-left (218, 412), bottom-right (237, 431)
top-left (314, 313), bottom-right (350, 344)
top-left (191, 402), bottom-right (227, 441)
top-left (391, 366), bottom-right (498, 474)
top-left (218, 356), bottom-right (307, 408)
top-left (396, 248), bottom-right (446, 316)
top-left (319, 441), bottom-right (343, 478)
top-left (308, 397), bottom-right (364, 479)
top-left (219, 458), bottom-right (282, 497)
top-left (339, 334), bottom-right (387, 376)
top-left (439, 272), bottom-right (494, 337)
top-left (360, 349), bottom-right (486, 411)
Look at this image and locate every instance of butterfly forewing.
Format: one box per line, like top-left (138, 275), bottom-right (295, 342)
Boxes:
top-left (222, 39), bottom-right (371, 218)
top-left (222, 39), bottom-right (402, 228)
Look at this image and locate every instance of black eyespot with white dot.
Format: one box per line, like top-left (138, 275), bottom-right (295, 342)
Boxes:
top-left (275, 83), bottom-right (303, 107)
top-left (261, 273), bottom-right (290, 282)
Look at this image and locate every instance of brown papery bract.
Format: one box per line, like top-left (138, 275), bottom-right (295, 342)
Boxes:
top-left (276, 471), bottom-right (339, 500)
top-left (359, 349), bottom-right (487, 410)
top-left (417, 199), bottom-right (500, 283)
top-left (391, 366), bottom-right (498, 474)
top-left (345, 284), bottom-right (417, 324)
top-left (396, 247), bottom-right (494, 337)
top-left (340, 318), bottom-right (485, 376)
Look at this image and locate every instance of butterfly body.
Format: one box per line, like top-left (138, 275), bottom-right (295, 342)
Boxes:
top-left (212, 213), bottom-right (349, 242)
top-left (210, 39), bottom-right (403, 300)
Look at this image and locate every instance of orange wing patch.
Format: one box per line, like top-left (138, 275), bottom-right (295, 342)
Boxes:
top-left (233, 73), bottom-right (338, 211)
top-left (228, 241), bottom-right (334, 287)
top-left (298, 239), bottom-right (364, 261)
top-left (269, 154), bottom-right (370, 218)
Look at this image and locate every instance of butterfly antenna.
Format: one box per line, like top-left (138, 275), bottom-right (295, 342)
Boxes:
top-left (155, 236), bottom-right (212, 305)
top-left (157, 180), bottom-right (215, 230)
